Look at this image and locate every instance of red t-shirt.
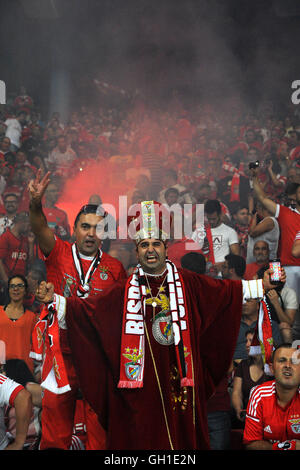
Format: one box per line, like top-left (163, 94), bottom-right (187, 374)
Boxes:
top-left (44, 237), bottom-right (127, 298)
top-left (44, 206), bottom-right (70, 239)
top-left (276, 204), bottom-right (300, 266)
top-left (44, 237), bottom-right (127, 353)
top-left (244, 262), bottom-right (268, 280)
top-left (0, 229), bottom-right (29, 277)
top-left (167, 238), bottom-right (204, 269)
top-left (243, 381), bottom-right (300, 445)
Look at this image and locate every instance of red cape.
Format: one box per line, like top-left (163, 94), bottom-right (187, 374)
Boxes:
top-left (65, 269), bottom-right (242, 450)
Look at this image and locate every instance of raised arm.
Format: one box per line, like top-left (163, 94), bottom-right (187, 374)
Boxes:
top-left (251, 170), bottom-right (277, 216)
top-left (5, 388), bottom-right (32, 450)
top-left (28, 169), bottom-right (55, 256)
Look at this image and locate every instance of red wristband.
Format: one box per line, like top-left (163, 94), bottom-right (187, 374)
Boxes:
top-left (273, 440), bottom-right (296, 450)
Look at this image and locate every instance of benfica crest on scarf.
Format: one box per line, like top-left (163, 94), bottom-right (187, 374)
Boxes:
top-left (118, 260), bottom-right (194, 389)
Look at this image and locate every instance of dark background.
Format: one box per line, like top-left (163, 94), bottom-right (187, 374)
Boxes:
top-left (1, 0), bottom-right (300, 117)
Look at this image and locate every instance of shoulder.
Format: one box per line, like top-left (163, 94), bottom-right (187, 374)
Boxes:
top-left (24, 309), bottom-right (37, 319)
top-left (0, 373), bottom-right (24, 405)
top-left (101, 251), bottom-right (126, 270)
top-left (276, 204), bottom-right (299, 218)
top-left (219, 223), bottom-right (237, 234)
top-left (44, 236), bottom-right (71, 262)
top-left (53, 236), bottom-right (70, 253)
top-left (248, 380), bottom-right (276, 405)
top-left (179, 267), bottom-right (241, 291)
top-left (0, 373), bottom-right (7, 385)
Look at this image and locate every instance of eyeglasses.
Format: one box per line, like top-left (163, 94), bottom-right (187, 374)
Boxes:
top-left (9, 283), bottom-right (25, 289)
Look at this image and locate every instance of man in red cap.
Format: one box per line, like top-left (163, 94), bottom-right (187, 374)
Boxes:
top-left (36, 199), bottom-right (285, 450)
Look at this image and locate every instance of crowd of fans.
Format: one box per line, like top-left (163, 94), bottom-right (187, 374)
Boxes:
top-left (0, 83), bottom-right (299, 449)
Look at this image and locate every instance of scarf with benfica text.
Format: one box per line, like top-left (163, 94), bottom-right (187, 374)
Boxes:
top-left (118, 260), bottom-right (194, 389)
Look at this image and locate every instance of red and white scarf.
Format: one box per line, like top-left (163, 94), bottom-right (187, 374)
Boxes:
top-left (30, 246), bottom-right (102, 394)
top-left (30, 299), bottom-right (70, 394)
top-left (71, 243), bottom-right (102, 298)
top-left (118, 260), bottom-right (194, 389)
top-left (249, 297), bottom-right (274, 375)
top-left (222, 162), bottom-right (246, 202)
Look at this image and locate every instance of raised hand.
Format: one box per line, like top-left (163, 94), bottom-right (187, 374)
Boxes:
top-left (35, 281), bottom-right (55, 304)
top-left (262, 268), bottom-right (286, 292)
top-left (28, 169), bottom-right (51, 204)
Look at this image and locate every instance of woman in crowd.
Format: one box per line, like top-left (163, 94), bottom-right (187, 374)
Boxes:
top-left (231, 329), bottom-right (269, 427)
top-left (0, 274), bottom-right (37, 377)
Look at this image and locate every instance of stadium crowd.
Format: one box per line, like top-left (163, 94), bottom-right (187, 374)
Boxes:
top-left (0, 83), bottom-right (299, 450)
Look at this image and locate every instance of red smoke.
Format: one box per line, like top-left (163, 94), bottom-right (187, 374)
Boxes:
top-left (57, 160), bottom-right (130, 229)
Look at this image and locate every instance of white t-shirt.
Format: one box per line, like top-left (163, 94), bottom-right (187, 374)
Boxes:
top-left (0, 374), bottom-right (23, 450)
top-left (210, 223), bottom-right (239, 263)
top-left (246, 217), bottom-right (280, 264)
top-left (4, 118), bottom-right (22, 148)
top-left (0, 217), bottom-right (13, 236)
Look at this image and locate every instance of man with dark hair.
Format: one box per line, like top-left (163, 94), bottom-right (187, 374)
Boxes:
top-left (204, 199), bottom-right (240, 275)
top-left (0, 192), bottom-right (20, 235)
top-left (232, 204), bottom-right (251, 259)
top-left (0, 136), bottom-right (11, 160)
top-left (159, 169), bottom-right (193, 206)
top-left (4, 110), bottom-right (26, 152)
top-left (28, 170), bottom-right (127, 450)
top-left (180, 252), bottom-right (206, 274)
top-left (0, 212), bottom-right (34, 283)
top-left (244, 240), bottom-right (270, 281)
top-left (221, 254), bottom-right (246, 280)
top-left (164, 187), bottom-right (180, 208)
top-left (43, 179), bottom-right (71, 241)
top-left (244, 343), bottom-right (300, 450)
top-left (46, 135), bottom-right (77, 173)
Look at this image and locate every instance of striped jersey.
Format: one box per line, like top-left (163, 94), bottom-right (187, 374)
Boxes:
top-left (243, 380), bottom-right (300, 445)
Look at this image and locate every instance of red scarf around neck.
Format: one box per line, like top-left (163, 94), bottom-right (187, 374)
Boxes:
top-left (118, 260), bottom-right (194, 389)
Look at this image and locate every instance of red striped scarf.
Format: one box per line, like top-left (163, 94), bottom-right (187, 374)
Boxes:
top-left (30, 303), bottom-right (70, 394)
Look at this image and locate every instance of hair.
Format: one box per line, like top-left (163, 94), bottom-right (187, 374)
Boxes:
top-left (74, 204), bottom-right (106, 227)
top-left (204, 199), bottom-right (222, 215)
top-left (7, 274), bottom-right (28, 291)
top-left (164, 169), bottom-right (177, 181)
top-left (245, 328), bottom-right (255, 337)
top-left (225, 254), bottom-right (246, 277)
top-left (271, 342), bottom-right (294, 362)
top-left (285, 182), bottom-right (300, 196)
top-left (165, 187), bottom-right (179, 198)
top-left (27, 268), bottom-right (46, 283)
top-left (180, 252), bottom-right (206, 275)
top-left (6, 274), bottom-right (28, 307)
top-left (3, 192), bottom-right (18, 201)
top-left (231, 202), bottom-right (249, 216)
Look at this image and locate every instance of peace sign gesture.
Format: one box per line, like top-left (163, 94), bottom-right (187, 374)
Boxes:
top-left (28, 169), bottom-right (51, 204)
